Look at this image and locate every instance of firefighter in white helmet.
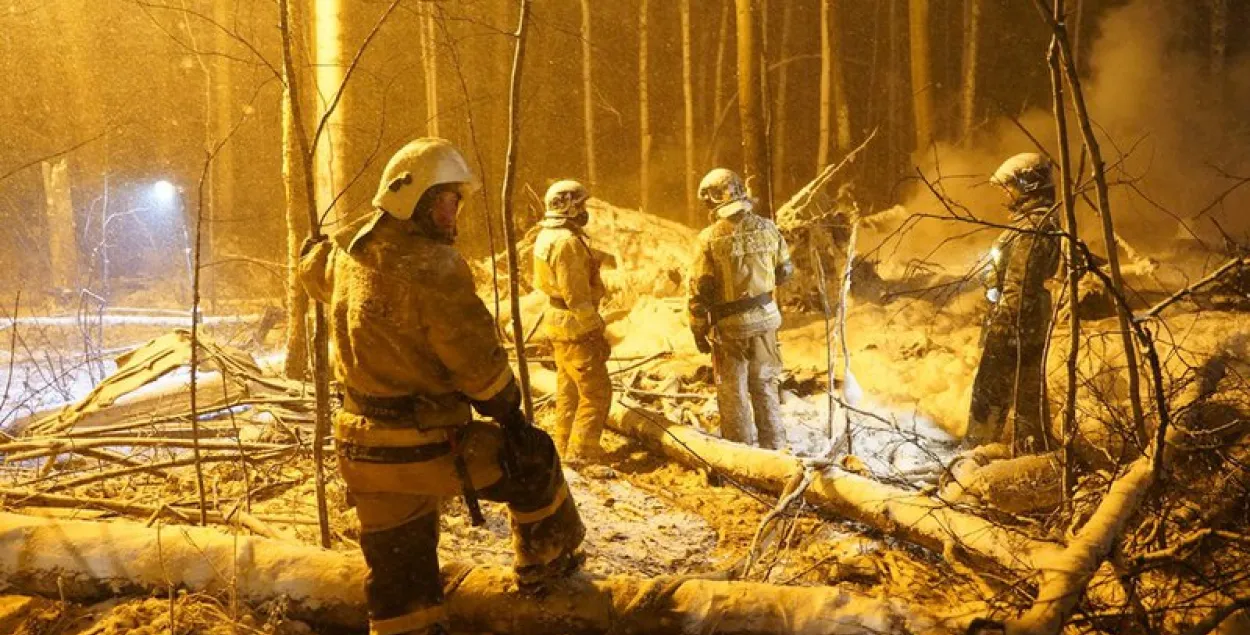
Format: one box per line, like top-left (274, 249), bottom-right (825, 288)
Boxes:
top-left (300, 139), bottom-right (585, 635)
top-left (966, 152), bottom-right (1062, 452)
top-left (687, 168), bottom-right (794, 449)
top-left (532, 179), bottom-right (611, 465)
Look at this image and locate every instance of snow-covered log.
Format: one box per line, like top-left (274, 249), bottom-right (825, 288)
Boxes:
top-left (0, 512), bottom-right (954, 634)
top-left (529, 369), bottom-right (1066, 579)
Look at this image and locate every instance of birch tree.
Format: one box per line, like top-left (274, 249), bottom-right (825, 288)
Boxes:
top-left (771, 1), bottom-right (793, 194)
top-left (816, 0), bottom-right (850, 169)
top-left (735, 0), bottom-right (772, 217)
top-left (681, 0), bottom-right (696, 222)
top-left (638, 0), bottom-right (651, 213)
top-left (580, 0), bottom-right (596, 187)
top-left (313, 0), bottom-right (348, 226)
top-left (959, 0), bottom-right (981, 140)
top-left (711, 0), bottom-right (731, 165)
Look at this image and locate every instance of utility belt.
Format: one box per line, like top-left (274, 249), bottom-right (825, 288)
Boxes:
top-left (339, 388), bottom-right (487, 526)
top-left (709, 291), bottom-right (773, 325)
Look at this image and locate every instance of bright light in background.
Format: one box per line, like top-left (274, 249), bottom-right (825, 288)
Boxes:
top-left (152, 180), bottom-right (177, 207)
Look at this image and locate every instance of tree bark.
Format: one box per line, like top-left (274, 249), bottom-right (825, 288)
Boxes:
top-left (770, 0), bottom-right (794, 196)
top-left (680, 0), bottom-right (696, 223)
top-left (907, 0), bottom-right (934, 151)
top-left (638, 0), bottom-right (651, 214)
top-left (501, 0), bottom-right (535, 419)
top-left (312, 0), bottom-right (348, 227)
top-left (829, 1), bottom-right (851, 155)
top-left (1209, 0), bottom-right (1227, 96)
top-left (281, 1), bottom-right (311, 380)
top-left (817, 0), bottom-right (833, 170)
top-left (579, 0), bottom-right (596, 187)
top-left (527, 369), bottom-right (1068, 581)
top-left (959, 0), bottom-right (982, 140)
top-left (281, 0), bottom-right (333, 549)
top-left (0, 512), bottom-right (952, 634)
top-left (1046, 0), bottom-right (1082, 501)
top-left (420, 5), bottom-right (440, 136)
top-left (41, 158), bottom-right (78, 293)
top-left (735, 0), bottom-right (772, 217)
top-left (712, 0), bottom-right (732, 166)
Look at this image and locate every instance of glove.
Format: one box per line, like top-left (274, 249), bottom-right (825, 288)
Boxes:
top-left (986, 288), bottom-right (1002, 303)
top-left (692, 328), bottom-right (712, 354)
top-left (300, 234), bottom-right (328, 257)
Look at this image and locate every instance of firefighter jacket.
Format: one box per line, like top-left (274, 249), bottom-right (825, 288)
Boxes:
top-left (687, 210), bottom-right (794, 340)
top-left (984, 200), bottom-right (1062, 339)
top-left (299, 211), bottom-right (516, 438)
top-left (533, 219), bottom-right (607, 342)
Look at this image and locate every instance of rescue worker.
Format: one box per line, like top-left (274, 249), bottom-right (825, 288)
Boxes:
top-left (299, 138), bottom-right (584, 635)
top-left (532, 180), bottom-right (611, 465)
top-left (966, 152), bottom-right (1063, 453)
top-left (687, 168), bottom-right (794, 450)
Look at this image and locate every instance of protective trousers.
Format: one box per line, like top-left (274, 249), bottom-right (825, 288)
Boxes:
top-left (966, 318), bottom-right (1050, 453)
top-left (337, 416), bottom-right (584, 635)
top-left (714, 329), bottom-right (788, 450)
top-left (551, 333), bottom-right (611, 462)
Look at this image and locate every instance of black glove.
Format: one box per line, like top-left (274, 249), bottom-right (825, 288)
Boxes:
top-left (692, 328), bottom-right (712, 354)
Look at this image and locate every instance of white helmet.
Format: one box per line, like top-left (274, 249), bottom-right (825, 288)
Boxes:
top-left (698, 168), bottom-right (751, 218)
top-left (372, 138), bottom-right (479, 220)
top-left (991, 153), bottom-right (1053, 195)
top-left (544, 179), bottom-right (590, 219)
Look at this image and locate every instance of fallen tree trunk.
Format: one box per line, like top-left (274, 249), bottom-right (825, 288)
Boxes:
top-left (0, 512), bottom-right (954, 633)
top-left (529, 369), bottom-right (1065, 579)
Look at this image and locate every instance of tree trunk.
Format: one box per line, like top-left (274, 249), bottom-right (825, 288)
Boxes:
top-left (282, 93), bottom-right (311, 380)
top-left (817, 0), bottom-right (832, 170)
top-left (887, 0), bottom-right (903, 177)
top-left (1210, 0), bottom-right (1227, 83)
top-left (579, 0), bottom-right (596, 187)
top-left (907, 0), bottom-right (933, 151)
top-left (959, 0), bottom-right (981, 140)
top-left (735, 0), bottom-right (772, 217)
top-left (281, 0), bottom-right (311, 381)
top-left (711, 0), bottom-right (731, 166)
top-left (527, 369), bottom-right (1069, 581)
top-left (282, 0), bottom-right (333, 549)
top-left (828, 2), bottom-right (851, 156)
top-left (0, 512), bottom-right (952, 634)
top-left (313, 0), bottom-right (347, 226)
top-left (501, 0), bottom-right (535, 419)
top-left (638, 0), bottom-right (651, 213)
top-left (41, 158), bottom-right (78, 293)
top-left (770, 0), bottom-right (793, 196)
top-left (421, 5), bottom-right (440, 136)
top-left (1046, 0), bottom-right (1081, 500)
top-left (680, 0), bottom-right (696, 223)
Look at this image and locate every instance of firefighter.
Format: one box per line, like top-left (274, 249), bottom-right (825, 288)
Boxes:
top-left (299, 138), bottom-right (585, 635)
top-left (687, 168), bottom-right (794, 450)
top-left (532, 180), bottom-right (611, 465)
top-left (965, 152), bottom-right (1063, 453)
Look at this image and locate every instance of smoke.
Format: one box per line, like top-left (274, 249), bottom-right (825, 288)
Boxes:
top-left (878, 0), bottom-right (1250, 279)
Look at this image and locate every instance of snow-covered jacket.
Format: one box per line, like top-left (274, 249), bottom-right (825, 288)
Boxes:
top-left (299, 211), bottom-right (515, 433)
top-left (687, 210), bottom-right (793, 340)
top-left (533, 219), bottom-right (606, 342)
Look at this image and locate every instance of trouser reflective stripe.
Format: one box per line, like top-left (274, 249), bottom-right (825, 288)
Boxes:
top-left (510, 482), bottom-right (570, 524)
top-left (370, 605), bottom-right (447, 635)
